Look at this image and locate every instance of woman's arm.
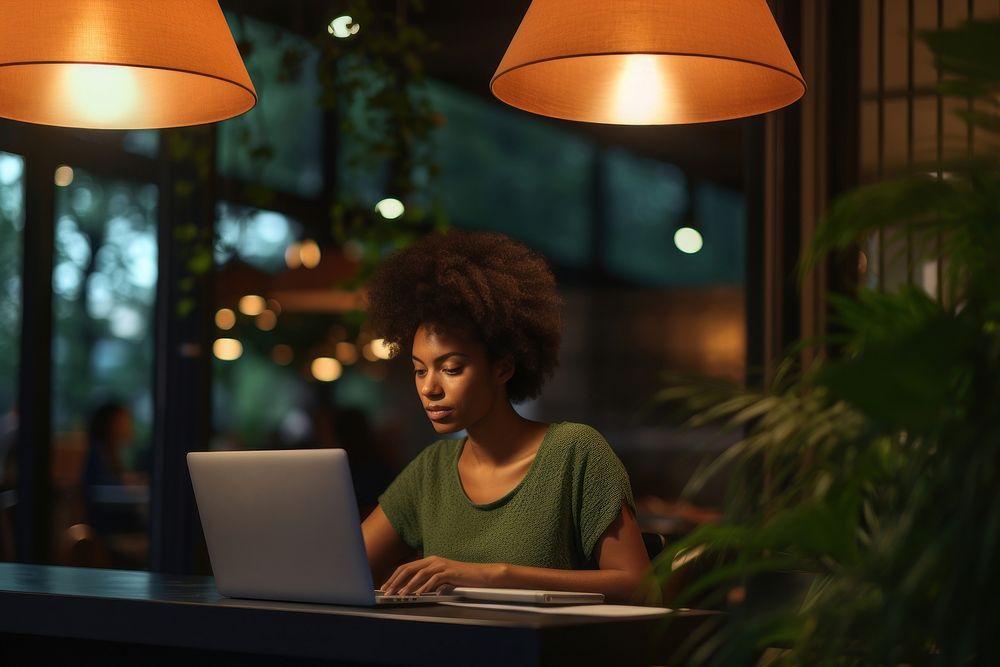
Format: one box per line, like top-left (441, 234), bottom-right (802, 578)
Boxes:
top-left (381, 503), bottom-right (653, 604)
top-left (361, 505), bottom-right (416, 586)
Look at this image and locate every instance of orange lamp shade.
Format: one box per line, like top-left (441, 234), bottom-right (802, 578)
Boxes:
top-left (0, 0), bottom-right (256, 129)
top-left (492, 0), bottom-right (806, 125)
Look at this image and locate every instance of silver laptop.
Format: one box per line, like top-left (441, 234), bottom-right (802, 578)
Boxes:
top-left (187, 448), bottom-right (457, 606)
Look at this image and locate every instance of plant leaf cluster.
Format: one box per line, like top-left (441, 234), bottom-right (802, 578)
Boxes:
top-left (653, 19), bottom-right (1000, 666)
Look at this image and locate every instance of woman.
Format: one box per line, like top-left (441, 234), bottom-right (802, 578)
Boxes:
top-left (362, 231), bottom-right (650, 603)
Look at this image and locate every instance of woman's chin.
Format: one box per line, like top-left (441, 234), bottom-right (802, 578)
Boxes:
top-left (429, 419), bottom-right (463, 434)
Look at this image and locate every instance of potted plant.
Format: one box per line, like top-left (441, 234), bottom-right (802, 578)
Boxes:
top-left (653, 17), bottom-right (1000, 667)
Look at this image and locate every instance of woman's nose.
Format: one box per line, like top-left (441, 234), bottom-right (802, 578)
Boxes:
top-left (420, 376), bottom-right (443, 399)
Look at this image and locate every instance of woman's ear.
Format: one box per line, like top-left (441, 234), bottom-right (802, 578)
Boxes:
top-left (494, 357), bottom-right (515, 385)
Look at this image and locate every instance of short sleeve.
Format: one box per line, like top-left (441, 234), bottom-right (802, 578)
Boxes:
top-left (574, 426), bottom-right (636, 561)
top-left (377, 449), bottom-right (429, 550)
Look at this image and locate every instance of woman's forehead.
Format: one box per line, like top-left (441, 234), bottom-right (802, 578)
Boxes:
top-left (412, 323), bottom-right (483, 356)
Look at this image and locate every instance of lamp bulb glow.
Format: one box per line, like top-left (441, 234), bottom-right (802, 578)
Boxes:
top-left (375, 198), bottom-right (405, 220)
top-left (328, 16), bottom-right (360, 38)
top-left (63, 64), bottom-right (139, 126)
top-left (674, 227), bottom-right (703, 254)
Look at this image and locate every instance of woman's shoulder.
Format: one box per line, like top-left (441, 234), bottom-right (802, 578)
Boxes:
top-left (545, 421), bottom-right (614, 456)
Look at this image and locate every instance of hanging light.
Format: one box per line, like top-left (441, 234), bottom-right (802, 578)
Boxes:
top-left (491, 0), bottom-right (805, 125)
top-left (0, 1), bottom-right (256, 129)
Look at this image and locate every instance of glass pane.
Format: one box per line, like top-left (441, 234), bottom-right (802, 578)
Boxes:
top-left (0, 152), bottom-right (24, 562)
top-left (427, 80), bottom-right (594, 268)
top-left (52, 168), bottom-right (158, 569)
top-left (213, 201), bottom-right (311, 454)
top-left (218, 14), bottom-right (324, 198)
top-left (213, 202), bottom-right (396, 513)
top-left (604, 150), bottom-right (746, 286)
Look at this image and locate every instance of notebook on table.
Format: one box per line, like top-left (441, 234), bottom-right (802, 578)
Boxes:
top-left (187, 448), bottom-right (458, 606)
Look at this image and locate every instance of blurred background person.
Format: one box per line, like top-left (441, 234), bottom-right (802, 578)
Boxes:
top-left (81, 401), bottom-right (148, 568)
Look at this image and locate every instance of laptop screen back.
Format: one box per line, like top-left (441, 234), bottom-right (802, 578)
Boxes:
top-left (187, 449), bottom-right (375, 606)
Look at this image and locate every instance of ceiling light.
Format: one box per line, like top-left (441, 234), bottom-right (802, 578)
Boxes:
top-left (375, 198), bottom-right (405, 220)
top-left (674, 227), bottom-right (704, 254)
top-left (328, 16), bottom-right (360, 39)
top-left (0, 1), bottom-right (256, 129)
top-left (492, 0), bottom-right (805, 125)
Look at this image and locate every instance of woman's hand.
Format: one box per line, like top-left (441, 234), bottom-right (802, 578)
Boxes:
top-left (381, 556), bottom-right (502, 596)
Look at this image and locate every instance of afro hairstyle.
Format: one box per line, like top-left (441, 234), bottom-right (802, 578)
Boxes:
top-left (365, 230), bottom-right (561, 403)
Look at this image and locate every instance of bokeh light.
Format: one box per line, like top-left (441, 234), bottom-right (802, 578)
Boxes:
top-left (311, 357), bottom-right (343, 382)
top-left (213, 338), bottom-right (243, 361)
top-left (375, 198), bottom-right (405, 220)
top-left (256, 309), bottom-right (277, 331)
top-left (54, 165), bottom-right (75, 187)
top-left (215, 308), bottom-right (236, 330)
top-left (328, 16), bottom-right (360, 38)
top-left (335, 341), bottom-right (359, 365)
top-left (238, 294), bottom-right (266, 316)
top-left (299, 239), bottom-right (321, 268)
top-left (673, 227), bottom-right (704, 254)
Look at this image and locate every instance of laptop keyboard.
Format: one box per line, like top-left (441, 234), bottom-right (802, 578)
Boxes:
top-left (375, 590), bottom-right (445, 603)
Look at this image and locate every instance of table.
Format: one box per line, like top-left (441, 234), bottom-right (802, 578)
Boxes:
top-left (0, 563), bottom-right (715, 666)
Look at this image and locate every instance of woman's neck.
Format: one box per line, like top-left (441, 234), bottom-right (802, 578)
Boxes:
top-left (463, 400), bottom-right (545, 467)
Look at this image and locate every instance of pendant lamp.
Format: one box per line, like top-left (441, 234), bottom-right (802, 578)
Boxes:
top-left (492, 0), bottom-right (805, 125)
top-left (0, 1), bottom-right (256, 129)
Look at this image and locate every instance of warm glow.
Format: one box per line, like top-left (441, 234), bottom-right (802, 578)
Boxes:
top-left (375, 198), bottom-right (405, 220)
top-left (612, 55), bottom-right (672, 125)
top-left (62, 64), bottom-right (139, 126)
top-left (285, 243), bottom-right (302, 269)
top-left (335, 341), bottom-right (359, 365)
top-left (674, 227), bottom-right (704, 254)
top-left (490, 0), bottom-right (805, 125)
top-left (215, 308), bottom-right (236, 330)
top-left (0, 2), bottom-right (256, 129)
top-left (271, 344), bottom-right (293, 366)
top-left (369, 338), bottom-right (397, 360)
top-left (299, 239), bottom-right (321, 269)
top-left (238, 295), bottom-right (266, 316)
top-left (54, 165), bottom-right (74, 187)
top-left (213, 338), bottom-right (243, 361)
top-left (256, 309), bottom-right (277, 331)
top-left (267, 298), bottom-right (282, 315)
top-left (311, 357), bottom-right (343, 382)
top-left (328, 16), bottom-right (360, 39)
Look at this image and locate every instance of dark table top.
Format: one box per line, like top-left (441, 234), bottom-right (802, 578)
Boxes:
top-left (0, 563), bottom-right (710, 666)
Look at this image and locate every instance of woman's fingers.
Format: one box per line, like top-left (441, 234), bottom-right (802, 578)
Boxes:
top-left (383, 557), bottom-right (446, 595)
top-left (382, 559), bottom-right (424, 594)
top-left (414, 572), bottom-right (445, 596)
top-left (397, 560), bottom-right (445, 595)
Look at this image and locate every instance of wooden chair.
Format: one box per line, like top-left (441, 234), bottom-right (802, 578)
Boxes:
top-left (642, 531), bottom-right (666, 561)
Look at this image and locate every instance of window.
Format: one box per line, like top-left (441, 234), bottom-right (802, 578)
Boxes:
top-left (218, 14), bottom-right (324, 198)
top-left (0, 152), bottom-right (24, 560)
top-left (51, 168), bottom-right (158, 567)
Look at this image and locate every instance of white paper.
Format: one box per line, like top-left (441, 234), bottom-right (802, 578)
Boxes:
top-left (440, 602), bottom-right (671, 618)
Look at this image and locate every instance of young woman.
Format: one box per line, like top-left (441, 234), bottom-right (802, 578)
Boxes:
top-left (362, 231), bottom-right (650, 603)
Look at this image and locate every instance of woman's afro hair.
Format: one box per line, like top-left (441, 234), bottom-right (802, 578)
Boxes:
top-left (365, 231), bottom-right (561, 403)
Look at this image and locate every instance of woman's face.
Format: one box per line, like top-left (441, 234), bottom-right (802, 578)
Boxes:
top-left (411, 323), bottom-right (510, 434)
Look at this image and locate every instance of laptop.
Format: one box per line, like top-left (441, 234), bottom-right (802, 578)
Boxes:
top-left (187, 448), bottom-right (458, 606)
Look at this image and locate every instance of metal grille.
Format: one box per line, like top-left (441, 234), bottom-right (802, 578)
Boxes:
top-left (859, 0), bottom-right (1000, 298)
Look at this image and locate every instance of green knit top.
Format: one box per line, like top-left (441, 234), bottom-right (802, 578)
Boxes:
top-left (377, 421), bottom-right (635, 570)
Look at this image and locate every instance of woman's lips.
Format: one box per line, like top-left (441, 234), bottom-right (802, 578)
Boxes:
top-left (425, 406), bottom-right (454, 421)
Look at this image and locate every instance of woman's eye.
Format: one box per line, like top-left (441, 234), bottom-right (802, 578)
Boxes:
top-left (413, 369), bottom-right (427, 377)
top-left (442, 367), bottom-right (463, 375)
